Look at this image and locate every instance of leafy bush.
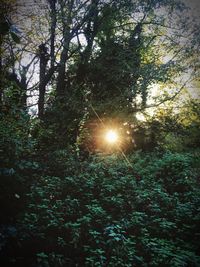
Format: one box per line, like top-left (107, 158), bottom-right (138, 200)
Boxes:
top-left (7, 151), bottom-right (199, 267)
top-left (0, 101), bottom-right (39, 257)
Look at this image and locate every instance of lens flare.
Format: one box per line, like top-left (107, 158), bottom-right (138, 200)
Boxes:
top-left (105, 130), bottom-right (118, 144)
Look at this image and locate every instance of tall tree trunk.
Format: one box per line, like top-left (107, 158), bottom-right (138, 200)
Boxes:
top-left (38, 44), bottom-right (48, 119)
top-left (19, 66), bottom-right (27, 110)
top-left (21, 88), bottom-right (27, 109)
top-left (38, 1), bottom-right (57, 118)
top-left (76, 0), bottom-right (99, 85)
top-left (56, 0), bottom-right (73, 97)
top-left (48, 0), bottom-right (56, 69)
top-left (56, 38), bottom-right (70, 96)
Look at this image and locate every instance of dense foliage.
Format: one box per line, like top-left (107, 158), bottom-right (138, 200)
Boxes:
top-left (0, 0), bottom-right (200, 266)
top-left (1, 149), bottom-right (200, 266)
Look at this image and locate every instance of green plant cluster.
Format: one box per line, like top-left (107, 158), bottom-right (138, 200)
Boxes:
top-left (2, 150), bottom-right (199, 267)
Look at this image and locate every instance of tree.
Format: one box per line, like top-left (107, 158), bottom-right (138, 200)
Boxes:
top-left (2, 0), bottom-right (199, 149)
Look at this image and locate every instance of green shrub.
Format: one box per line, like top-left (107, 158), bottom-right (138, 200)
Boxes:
top-left (13, 151), bottom-right (200, 267)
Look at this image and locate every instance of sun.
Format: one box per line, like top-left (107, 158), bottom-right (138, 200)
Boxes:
top-left (105, 130), bottom-right (118, 144)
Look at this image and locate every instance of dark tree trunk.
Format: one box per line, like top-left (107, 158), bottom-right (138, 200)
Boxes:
top-left (38, 44), bottom-right (49, 119)
top-left (76, 0), bottom-right (99, 85)
top-left (48, 0), bottom-right (56, 69)
top-left (56, 28), bottom-right (71, 97)
top-left (19, 66), bottom-right (27, 110)
top-left (38, 1), bottom-right (57, 118)
top-left (56, 0), bottom-right (74, 97)
top-left (56, 46), bottom-right (69, 96)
